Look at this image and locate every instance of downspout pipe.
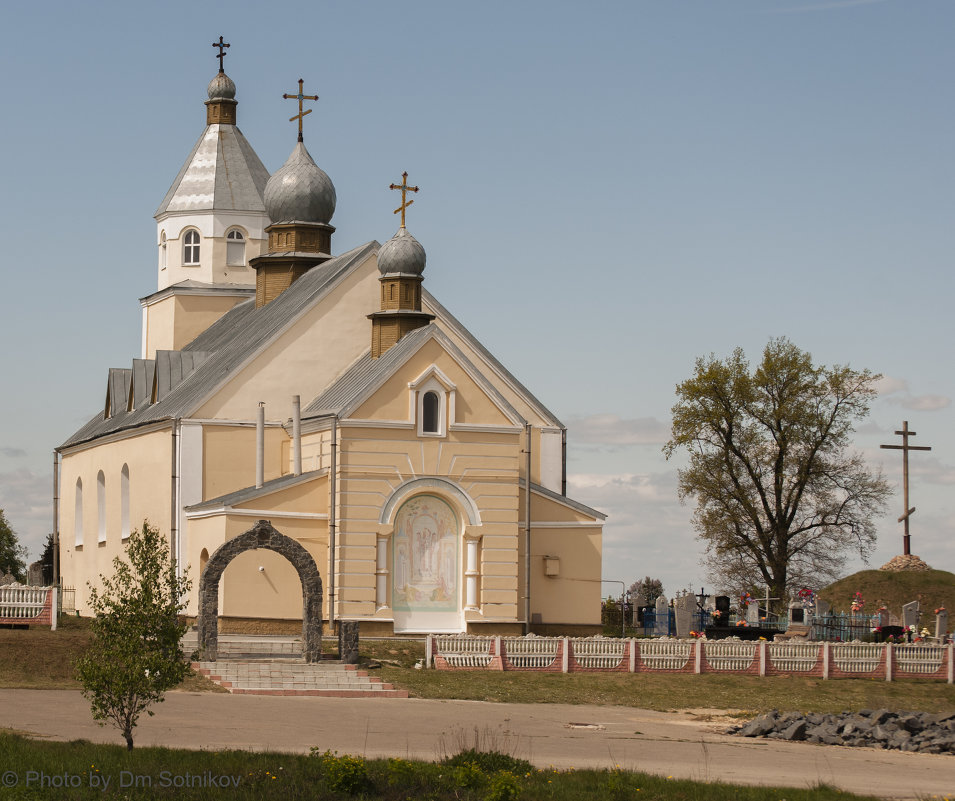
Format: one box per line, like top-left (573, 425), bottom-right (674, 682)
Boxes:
top-left (561, 428), bottom-right (567, 496)
top-left (524, 423), bottom-right (532, 635)
top-left (52, 450), bottom-right (59, 588)
top-left (329, 417), bottom-right (338, 623)
top-left (256, 402), bottom-right (265, 489)
top-left (292, 395), bottom-right (302, 476)
top-left (171, 420), bottom-right (180, 561)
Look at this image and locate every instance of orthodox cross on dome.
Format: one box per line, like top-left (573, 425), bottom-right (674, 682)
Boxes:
top-left (880, 420), bottom-right (932, 556)
top-left (389, 171), bottom-right (419, 228)
top-left (212, 37), bottom-right (230, 72)
top-left (283, 78), bottom-right (318, 142)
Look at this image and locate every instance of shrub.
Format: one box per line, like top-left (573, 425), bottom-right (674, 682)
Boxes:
top-left (443, 749), bottom-right (533, 776)
top-left (484, 770), bottom-right (522, 801)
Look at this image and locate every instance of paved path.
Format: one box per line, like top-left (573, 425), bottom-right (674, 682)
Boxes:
top-left (2, 689), bottom-right (954, 800)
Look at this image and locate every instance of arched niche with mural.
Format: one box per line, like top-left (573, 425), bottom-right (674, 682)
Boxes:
top-left (197, 520), bottom-right (323, 662)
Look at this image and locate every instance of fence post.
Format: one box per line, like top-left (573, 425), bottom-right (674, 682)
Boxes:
top-left (494, 636), bottom-right (503, 670)
top-left (948, 643), bottom-right (954, 685)
top-left (885, 643), bottom-right (893, 682)
top-left (562, 637), bottom-right (570, 673)
top-left (50, 588), bottom-right (57, 631)
top-left (758, 639), bottom-right (767, 677)
top-left (425, 634), bottom-right (433, 669)
top-left (628, 638), bottom-right (636, 673)
top-left (694, 638), bottom-right (702, 674)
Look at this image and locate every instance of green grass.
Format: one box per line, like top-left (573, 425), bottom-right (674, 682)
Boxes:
top-left (819, 568), bottom-right (955, 618)
top-left (0, 731), bottom-right (887, 801)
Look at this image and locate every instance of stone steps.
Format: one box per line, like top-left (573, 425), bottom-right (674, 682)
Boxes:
top-left (192, 660), bottom-right (408, 698)
top-left (182, 632), bottom-right (303, 658)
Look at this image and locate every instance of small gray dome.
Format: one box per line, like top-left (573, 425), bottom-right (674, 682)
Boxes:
top-left (264, 142), bottom-right (336, 224)
top-left (207, 71), bottom-right (236, 100)
top-left (378, 227), bottom-right (426, 276)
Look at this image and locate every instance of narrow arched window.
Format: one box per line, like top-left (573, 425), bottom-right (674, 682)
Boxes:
top-left (159, 231), bottom-right (167, 270)
top-left (97, 470), bottom-right (106, 543)
top-left (422, 391), bottom-right (439, 433)
top-left (183, 230), bottom-right (200, 265)
top-left (120, 464), bottom-right (130, 540)
top-left (226, 229), bottom-right (246, 266)
top-left (74, 478), bottom-right (84, 546)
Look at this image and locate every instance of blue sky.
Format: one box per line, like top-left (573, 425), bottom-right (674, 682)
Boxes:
top-left (1, 0), bottom-right (953, 602)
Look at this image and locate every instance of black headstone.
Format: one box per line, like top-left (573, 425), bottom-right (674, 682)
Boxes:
top-left (790, 607), bottom-right (805, 624)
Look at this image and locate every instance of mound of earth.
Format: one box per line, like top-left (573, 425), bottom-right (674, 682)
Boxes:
top-left (818, 568), bottom-right (955, 617)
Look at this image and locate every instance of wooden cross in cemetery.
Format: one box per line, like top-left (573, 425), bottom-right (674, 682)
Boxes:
top-left (881, 420), bottom-right (932, 556)
top-left (212, 37), bottom-right (230, 72)
top-left (283, 79), bottom-right (319, 142)
top-left (389, 171), bottom-right (419, 228)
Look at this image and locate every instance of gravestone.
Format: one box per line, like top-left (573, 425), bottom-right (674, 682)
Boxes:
top-left (654, 595), bottom-right (669, 636)
top-left (936, 609), bottom-right (948, 641)
top-left (814, 599), bottom-right (830, 619)
top-left (789, 605), bottom-right (805, 624)
top-left (746, 601), bottom-right (760, 624)
top-left (902, 600), bottom-right (920, 630)
top-left (878, 608), bottom-right (890, 628)
top-left (674, 595), bottom-right (695, 638)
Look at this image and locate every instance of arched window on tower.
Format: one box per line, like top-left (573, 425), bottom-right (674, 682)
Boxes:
top-left (226, 229), bottom-right (246, 266)
top-left (422, 391), bottom-right (439, 433)
top-left (183, 229), bottom-right (200, 265)
top-left (159, 231), bottom-right (167, 270)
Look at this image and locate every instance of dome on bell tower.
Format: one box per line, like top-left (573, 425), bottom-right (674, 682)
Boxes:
top-left (207, 71), bottom-right (236, 100)
top-left (378, 227), bottom-right (426, 276)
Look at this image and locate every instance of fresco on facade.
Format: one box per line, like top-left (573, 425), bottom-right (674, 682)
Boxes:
top-left (393, 494), bottom-right (458, 612)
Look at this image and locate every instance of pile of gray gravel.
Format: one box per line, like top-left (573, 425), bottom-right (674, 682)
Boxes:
top-left (728, 708), bottom-right (955, 754)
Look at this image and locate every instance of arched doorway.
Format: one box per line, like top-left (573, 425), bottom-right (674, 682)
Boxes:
top-left (197, 520), bottom-right (323, 662)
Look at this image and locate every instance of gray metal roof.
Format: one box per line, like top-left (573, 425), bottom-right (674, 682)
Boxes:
top-left (140, 281), bottom-right (255, 306)
top-left (129, 359), bottom-right (154, 412)
top-left (59, 242), bottom-right (377, 450)
top-left (185, 469), bottom-right (327, 512)
top-left (263, 142), bottom-right (336, 225)
top-left (521, 479), bottom-right (607, 521)
top-left (303, 324), bottom-right (525, 427)
top-left (155, 124), bottom-right (270, 216)
top-left (106, 368), bottom-right (131, 418)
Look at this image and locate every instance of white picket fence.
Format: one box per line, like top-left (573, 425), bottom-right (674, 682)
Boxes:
top-left (427, 634), bottom-right (955, 682)
top-left (0, 585), bottom-right (57, 629)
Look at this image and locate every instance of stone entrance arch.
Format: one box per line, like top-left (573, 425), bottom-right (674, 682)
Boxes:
top-left (197, 519), bottom-right (323, 662)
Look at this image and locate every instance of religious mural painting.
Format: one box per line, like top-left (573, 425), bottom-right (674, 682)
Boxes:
top-left (393, 494), bottom-right (459, 618)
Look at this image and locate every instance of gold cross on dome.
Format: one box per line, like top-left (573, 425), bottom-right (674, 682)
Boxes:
top-left (212, 37), bottom-right (230, 72)
top-left (389, 172), bottom-right (419, 228)
top-left (282, 78), bottom-right (318, 142)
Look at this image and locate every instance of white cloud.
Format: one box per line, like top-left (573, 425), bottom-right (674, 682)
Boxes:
top-left (901, 395), bottom-right (952, 412)
top-left (564, 414), bottom-right (670, 449)
top-left (875, 376), bottom-right (908, 396)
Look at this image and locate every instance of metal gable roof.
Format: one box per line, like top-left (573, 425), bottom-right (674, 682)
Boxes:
top-left (184, 469), bottom-right (327, 512)
top-left (59, 242), bottom-right (377, 451)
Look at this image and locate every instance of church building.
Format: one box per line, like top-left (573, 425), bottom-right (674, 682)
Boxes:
top-left (56, 46), bottom-right (604, 635)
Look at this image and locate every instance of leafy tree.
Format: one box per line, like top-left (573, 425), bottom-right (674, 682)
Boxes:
top-left (74, 522), bottom-right (191, 750)
top-left (664, 337), bottom-right (889, 608)
top-left (39, 533), bottom-right (55, 585)
top-left (628, 576), bottom-right (664, 607)
top-left (0, 509), bottom-right (27, 582)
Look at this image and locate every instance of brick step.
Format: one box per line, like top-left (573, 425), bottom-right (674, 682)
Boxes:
top-left (191, 661), bottom-right (408, 698)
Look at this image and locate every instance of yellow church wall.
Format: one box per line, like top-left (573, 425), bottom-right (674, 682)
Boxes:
top-left (194, 253), bottom-right (380, 420)
top-left (143, 293), bottom-right (251, 359)
top-left (202, 425), bottom-right (287, 501)
top-left (529, 528), bottom-right (602, 625)
top-left (184, 513), bottom-right (328, 620)
top-left (58, 427), bottom-right (173, 615)
top-left (352, 339), bottom-right (513, 427)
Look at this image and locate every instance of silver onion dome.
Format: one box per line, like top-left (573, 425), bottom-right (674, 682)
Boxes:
top-left (378, 227), bottom-right (426, 276)
top-left (207, 71), bottom-right (237, 100)
top-left (263, 142), bottom-right (336, 224)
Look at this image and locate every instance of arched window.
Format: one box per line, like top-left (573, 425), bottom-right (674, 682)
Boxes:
top-left (159, 231), bottom-right (167, 270)
top-left (422, 391), bottom-right (439, 433)
top-left (226, 229), bottom-right (246, 266)
top-left (97, 470), bottom-right (106, 543)
top-left (200, 548), bottom-right (209, 577)
top-left (183, 229), bottom-right (200, 265)
top-left (74, 478), bottom-right (83, 546)
top-left (120, 464), bottom-right (130, 540)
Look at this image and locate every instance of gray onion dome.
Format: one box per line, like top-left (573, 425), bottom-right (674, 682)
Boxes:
top-left (378, 227), bottom-right (426, 275)
top-left (207, 71), bottom-right (236, 100)
top-left (263, 142), bottom-right (336, 224)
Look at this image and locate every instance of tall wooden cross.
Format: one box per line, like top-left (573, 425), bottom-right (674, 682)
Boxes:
top-left (212, 37), bottom-right (230, 72)
top-left (881, 420), bottom-right (932, 556)
top-left (389, 172), bottom-right (419, 228)
top-left (283, 79), bottom-right (318, 142)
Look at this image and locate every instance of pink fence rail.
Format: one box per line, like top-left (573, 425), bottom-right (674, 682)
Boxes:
top-left (426, 635), bottom-right (955, 682)
top-left (0, 586), bottom-right (57, 630)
